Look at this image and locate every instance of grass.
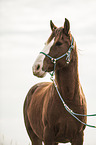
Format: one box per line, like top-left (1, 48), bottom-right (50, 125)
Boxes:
top-left (0, 134), bottom-right (30, 145)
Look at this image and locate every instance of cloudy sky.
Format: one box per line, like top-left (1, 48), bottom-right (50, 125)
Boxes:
top-left (0, 0), bottom-right (96, 144)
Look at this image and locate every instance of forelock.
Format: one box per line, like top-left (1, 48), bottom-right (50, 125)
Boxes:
top-left (46, 27), bottom-right (64, 45)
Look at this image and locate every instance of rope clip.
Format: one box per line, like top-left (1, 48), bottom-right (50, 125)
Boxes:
top-left (51, 58), bottom-right (56, 64)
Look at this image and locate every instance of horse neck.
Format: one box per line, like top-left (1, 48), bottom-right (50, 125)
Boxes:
top-left (55, 54), bottom-right (79, 102)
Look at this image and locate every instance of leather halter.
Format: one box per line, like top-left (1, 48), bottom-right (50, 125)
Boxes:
top-left (40, 37), bottom-right (74, 65)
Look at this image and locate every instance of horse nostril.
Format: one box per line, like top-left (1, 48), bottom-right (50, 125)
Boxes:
top-left (36, 64), bottom-right (40, 71)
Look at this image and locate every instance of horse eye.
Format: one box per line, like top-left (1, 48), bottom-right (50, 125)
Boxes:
top-left (56, 41), bottom-right (62, 46)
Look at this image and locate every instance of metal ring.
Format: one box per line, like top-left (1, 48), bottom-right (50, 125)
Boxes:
top-left (51, 58), bottom-right (56, 64)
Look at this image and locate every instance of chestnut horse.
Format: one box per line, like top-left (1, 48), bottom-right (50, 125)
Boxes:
top-left (23, 18), bottom-right (87, 145)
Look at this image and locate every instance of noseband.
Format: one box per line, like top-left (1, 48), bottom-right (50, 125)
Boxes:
top-left (40, 36), bottom-right (96, 128)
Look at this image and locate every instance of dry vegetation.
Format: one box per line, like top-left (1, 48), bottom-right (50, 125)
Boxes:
top-left (0, 134), bottom-right (30, 145)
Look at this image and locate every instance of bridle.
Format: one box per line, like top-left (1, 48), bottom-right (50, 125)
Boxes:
top-left (40, 37), bottom-right (74, 75)
top-left (40, 36), bottom-right (96, 128)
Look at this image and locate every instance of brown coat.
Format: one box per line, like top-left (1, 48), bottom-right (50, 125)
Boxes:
top-left (23, 18), bottom-right (87, 145)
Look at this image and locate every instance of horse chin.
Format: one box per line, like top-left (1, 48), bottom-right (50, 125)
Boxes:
top-left (33, 71), bottom-right (47, 78)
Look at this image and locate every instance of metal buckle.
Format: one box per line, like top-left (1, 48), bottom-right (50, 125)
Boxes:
top-left (51, 58), bottom-right (56, 64)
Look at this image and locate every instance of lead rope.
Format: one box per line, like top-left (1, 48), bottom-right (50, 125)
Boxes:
top-left (51, 76), bottom-right (96, 128)
top-left (40, 36), bottom-right (96, 128)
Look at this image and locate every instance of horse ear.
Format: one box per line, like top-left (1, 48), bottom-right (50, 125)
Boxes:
top-left (64, 18), bottom-right (70, 35)
top-left (50, 20), bottom-right (57, 31)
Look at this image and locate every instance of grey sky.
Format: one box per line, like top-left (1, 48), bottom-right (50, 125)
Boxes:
top-left (0, 0), bottom-right (96, 144)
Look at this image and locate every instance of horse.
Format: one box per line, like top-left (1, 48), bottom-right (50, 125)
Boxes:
top-left (23, 18), bottom-right (87, 145)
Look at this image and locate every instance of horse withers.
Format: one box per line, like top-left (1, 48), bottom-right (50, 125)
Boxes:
top-left (23, 18), bottom-right (87, 145)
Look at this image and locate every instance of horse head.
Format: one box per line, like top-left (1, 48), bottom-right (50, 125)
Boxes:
top-left (32, 18), bottom-right (76, 77)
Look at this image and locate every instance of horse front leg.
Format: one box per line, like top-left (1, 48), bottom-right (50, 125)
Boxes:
top-left (43, 125), bottom-right (56, 145)
top-left (71, 131), bottom-right (84, 145)
top-left (52, 143), bottom-right (58, 145)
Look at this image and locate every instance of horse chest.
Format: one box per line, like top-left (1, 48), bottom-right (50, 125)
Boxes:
top-left (48, 112), bottom-right (83, 143)
top-left (43, 110), bottom-right (82, 143)
top-left (44, 99), bottom-right (84, 142)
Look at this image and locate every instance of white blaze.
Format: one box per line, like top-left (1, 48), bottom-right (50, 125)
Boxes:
top-left (32, 39), bottom-right (54, 77)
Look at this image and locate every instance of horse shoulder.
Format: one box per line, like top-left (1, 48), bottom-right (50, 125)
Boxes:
top-left (26, 82), bottom-right (53, 138)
